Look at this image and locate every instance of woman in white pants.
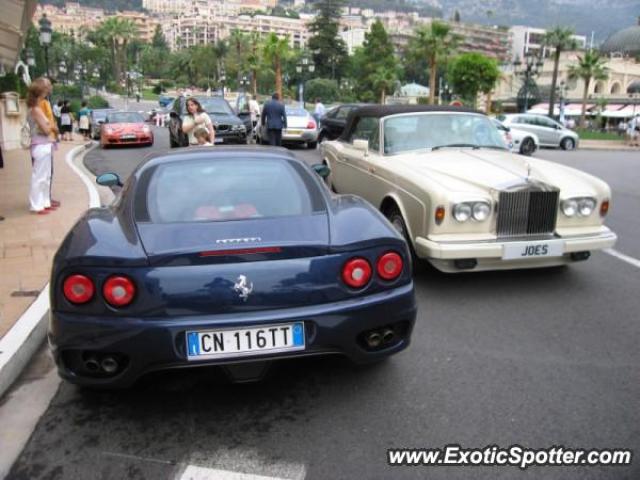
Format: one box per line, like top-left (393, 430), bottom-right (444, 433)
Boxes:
top-left (27, 80), bottom-right (55, 215)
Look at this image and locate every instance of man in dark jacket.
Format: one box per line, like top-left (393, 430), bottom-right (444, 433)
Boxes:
top-left (261, 93), bottom-right (287, 146)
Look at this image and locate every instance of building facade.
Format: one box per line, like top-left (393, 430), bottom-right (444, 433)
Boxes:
top-left (510, 25), bottom-right (587, 62)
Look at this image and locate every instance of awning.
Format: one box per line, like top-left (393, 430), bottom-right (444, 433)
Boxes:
top-left (0, 0), bottom-right (38, 68)
top-left (604, 104), bottom-right (640, 118)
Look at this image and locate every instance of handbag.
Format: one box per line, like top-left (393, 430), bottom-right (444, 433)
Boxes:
top-left (20, 120), bottom-right (31, 149)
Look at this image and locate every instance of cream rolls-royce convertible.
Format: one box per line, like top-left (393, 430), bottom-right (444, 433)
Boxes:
top-left (320, 105), bottom-right (617, 272)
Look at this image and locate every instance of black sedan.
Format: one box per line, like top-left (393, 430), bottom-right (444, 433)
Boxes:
top-left (318, 103), bottom-right (368, 143)
top-left (168, 96), bottom-right (248, 147)
top-left (49, 147), bottom-right (417, 387)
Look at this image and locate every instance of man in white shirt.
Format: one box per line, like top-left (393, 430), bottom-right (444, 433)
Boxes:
top-left (247, 94), bottom-right (261, 140)
top-left (313, 98), bottom-right (326, 125)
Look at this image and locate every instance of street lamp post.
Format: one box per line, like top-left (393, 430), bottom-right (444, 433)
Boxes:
top-left (513, 52), bottom-right (543, 113)
top-left (39, 14), bottom-right (52, 78)
top-left (296, 56), bottom-right (315, 107)
top-left (219, 66), bottom-right (226, 99)
top-left (58, 59), bottom-right (67, 100)
top-left (558, 80), bottom-right (568, 125)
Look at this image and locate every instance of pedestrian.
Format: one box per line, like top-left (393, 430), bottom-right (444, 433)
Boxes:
top-left (181, 97), bottom-right (215, 146)
top-left (155, 108), bottom-right (165, 128)
top-left (60, 100), bottom-right (73, 141)
top-left (53, 99), bottom-right (62, 140)
top-left (36, 78), bottom-right (61, 208)
top-left (247, 94), bottom-right (261, 140)
top-left (78, 101), bottom-right (92, 140)
top-left (313, 97), bottom-right (326, 125)
top-left (193, 127), bottom-right (213, 146)
top-left (26, 80), bottom-right (55, 215)
top-left (629, 114), bottom-right (640, 147)
top-left (261, 92), bottom-right (287, 147)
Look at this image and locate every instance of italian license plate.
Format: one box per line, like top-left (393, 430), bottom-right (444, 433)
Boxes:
top-left (502, 240), bottom-right (564, 260)
top-left (121, 134), bottom-right (136, 140)
top-left (186, 322), bottom-right (305, 361)
top-left (214, 137), bottom-right (223, 144)
top-left (286, 129), bottom-right (302, 135)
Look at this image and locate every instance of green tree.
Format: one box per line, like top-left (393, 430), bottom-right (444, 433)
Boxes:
top-left (568, 50), bottom-right (609, 127)
top-left (152, 24), bottom-right (168, 50)
top-left (412, 21), bottom-right (460, 104)
top-left (355, 20), bottom-right (399, 103)
top-left (262, 33), bottom-right (292, 99)
top-left (544, 27), bottom-right (578, 117)
top-left (447, 53), bottom-right (501, 108)
top-left (94, 17), bottom-right (139, 85)
top-left (246, 32), bottom-right (261, 96)
top-left (304, 78), bottom-right (339, 103)
top-left (308, 0), bottom-right (348, 79)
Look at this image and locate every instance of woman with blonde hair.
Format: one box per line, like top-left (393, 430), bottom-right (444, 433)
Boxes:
top-left (181, 97), bottom-right (215, 146)
top-left (27, 79), bottom-right (55, 214)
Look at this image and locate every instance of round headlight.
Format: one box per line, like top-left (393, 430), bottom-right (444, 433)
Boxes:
top-left (472, 202), bottom-right (491, 221)
top-left (578, 198), bottom-right (596, 217)
top-left (453, 203), bottom-right (472, 222)
top-left (561, 199), bottom-right (578, 217)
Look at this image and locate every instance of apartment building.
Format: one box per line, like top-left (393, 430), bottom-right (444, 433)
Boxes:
top-left (510, 25), bottom-right (587, 61)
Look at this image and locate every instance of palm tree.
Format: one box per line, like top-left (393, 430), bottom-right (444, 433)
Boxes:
top-left (543, 27), bottom-right (578, 117)
top-left (568, 50), bottom-right (609, 127)
top-left (370, 66), bottom-right (397, 104)
top-left (412, 21), bottom-right (460, 104)
top-left (229, 29), bottom-right (246, 86)
top-left (96, 18), bottom-right (139, 86)
top-left (247, 32), bottom-right (261, 97)
top-left (262, 33), bottom-right (291, 99)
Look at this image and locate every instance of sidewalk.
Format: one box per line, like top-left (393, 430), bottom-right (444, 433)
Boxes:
top-left (0, 139), bottom-right (88, 340)
top-left (580, 139), bottom-right (639, 151)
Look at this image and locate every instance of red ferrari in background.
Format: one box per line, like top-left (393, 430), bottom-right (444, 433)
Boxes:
top-left (100, 111), bottom-right (154, 148)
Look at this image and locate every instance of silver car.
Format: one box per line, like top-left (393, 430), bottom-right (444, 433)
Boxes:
top-left (257, 105), bottom-right (319, 149)
top-left (498, 114), bottom-right (579, 150)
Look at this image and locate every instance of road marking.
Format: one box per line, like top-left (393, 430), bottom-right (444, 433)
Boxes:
top-left (179, 465), bottom-right (304, 480)
top-left (604, 248), bottom-right (640, 269)
top-left (64, 144), bottom-right (101, 208)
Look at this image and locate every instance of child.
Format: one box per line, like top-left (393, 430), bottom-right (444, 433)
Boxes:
top-left (193, 126), bottom-right (213, 146)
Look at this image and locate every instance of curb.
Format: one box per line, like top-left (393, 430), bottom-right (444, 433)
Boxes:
top-left (0, 144), bottom-right (99, 400)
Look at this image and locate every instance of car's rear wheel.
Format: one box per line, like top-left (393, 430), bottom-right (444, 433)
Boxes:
top-left (520, 137), bottom-right (536, 156)
top-left (560, 137), bottom-right (575, 150)
top-left (383, 205), bottom-right (421, 273)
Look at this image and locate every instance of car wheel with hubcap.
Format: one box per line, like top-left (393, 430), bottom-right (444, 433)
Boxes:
top-left (383, 205), bottom-right (421, 272)
top-left (520, 137), bottom-right (536, 156)
top-left (560, 137), bottom-right (575, 150)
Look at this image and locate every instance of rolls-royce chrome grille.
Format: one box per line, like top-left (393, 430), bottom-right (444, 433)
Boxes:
top-left (496, 190), bottom-right (559, 237)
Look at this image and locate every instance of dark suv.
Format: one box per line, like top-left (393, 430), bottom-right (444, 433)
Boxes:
top-left (168, 96), bottom-right (248, 147)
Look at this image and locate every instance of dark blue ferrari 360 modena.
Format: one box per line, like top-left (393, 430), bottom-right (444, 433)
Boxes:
top-left (49, 147), bottom-right (417, 387)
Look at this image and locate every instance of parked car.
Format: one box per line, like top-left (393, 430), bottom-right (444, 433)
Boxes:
top-left (320, 105), bottom-right (617, 272)
top-left (318, 103), bottom-right (368, 143)
top-left (168, 96), bottom-right (248, 147)
top-left (100, 111), bottom-right (153, 148)
top-left (158, 95), bottom-right (174, 107)
top-left (90, 108), bottom-right (115, 140)
top-left (256, 105), bottom-right (319, 148)
top-left (498, 113), bottom-right (579, 150)
top-left (492, 118), bottom-right (539, 156)
top-left (49, 147), bottom-right (417, 387)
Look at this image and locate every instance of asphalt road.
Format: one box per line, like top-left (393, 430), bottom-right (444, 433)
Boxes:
top-left (8, 130), bottom-right (639, 480)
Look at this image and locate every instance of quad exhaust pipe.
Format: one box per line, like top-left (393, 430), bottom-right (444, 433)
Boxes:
top-left (364, 326), bottom-right (398, 349)
top-left (83, 354), bottom-right (120, 375)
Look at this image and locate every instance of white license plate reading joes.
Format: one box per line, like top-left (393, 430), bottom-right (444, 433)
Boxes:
top-left (186, 322), bottom-right (305, 360)
top-left (502, 240), bottom-right (564, 260)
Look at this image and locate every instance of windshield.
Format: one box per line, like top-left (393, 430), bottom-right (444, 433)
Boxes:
top-left (145, 158), bottom-right (317, 223)
top-left (196, 98), bottom-right (233, 115)
top-left (285, 106), bottom-right (308, 117)
top-left (383, 113), bottom-right (507, 154)
top-left (107, 112), bottom-right (144, 124)
top-left (93, 110), bottom-right (112, 121)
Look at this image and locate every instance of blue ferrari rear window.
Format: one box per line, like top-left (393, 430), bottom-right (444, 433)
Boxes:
top-left (144, 158), bottom-right (320, 223)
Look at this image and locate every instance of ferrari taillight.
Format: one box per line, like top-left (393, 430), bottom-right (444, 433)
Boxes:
top-left (342, 258), bottom-right (372, 289)
top-left (103, 275), bottom-right (136, 307)
top-left (376, 252), bottom-right (403, 281)
top-left (63, 274), bottom-right (95, 304)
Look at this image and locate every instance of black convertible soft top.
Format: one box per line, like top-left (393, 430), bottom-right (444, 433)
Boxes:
top-left (339, 104), bottom-right (481, 141)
